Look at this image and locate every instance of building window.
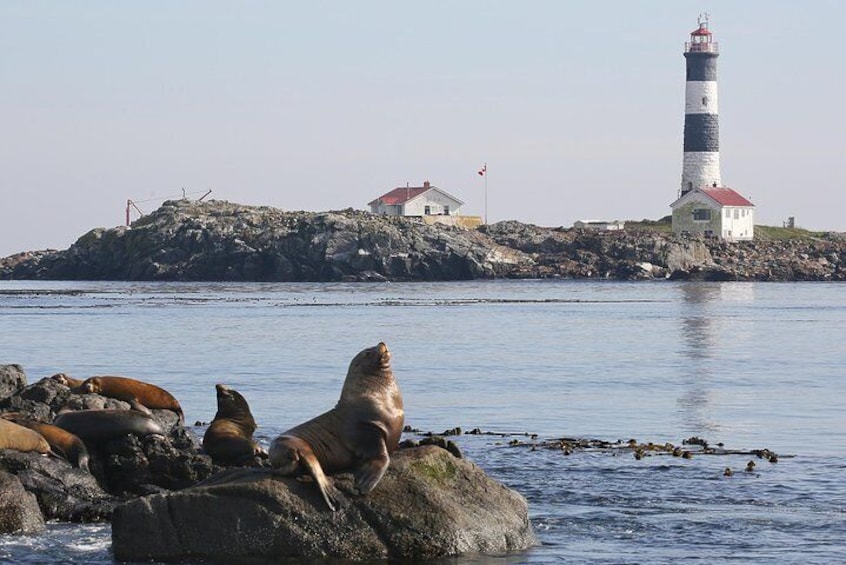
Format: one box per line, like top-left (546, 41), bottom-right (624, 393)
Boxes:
top-left (725, 209), bottom-right (731, 218)
top-left (424, 206), bottom-right (431, 215)
top-left (444, 205), bottom-right (450, 215)
top-left (693, 208), bottom-right (712, 221)
top-left (733, 209), bottom-right (739, 219)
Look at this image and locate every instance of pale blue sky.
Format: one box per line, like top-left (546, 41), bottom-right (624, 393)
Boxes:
top-left (2, 1), bottom-right (843, 256)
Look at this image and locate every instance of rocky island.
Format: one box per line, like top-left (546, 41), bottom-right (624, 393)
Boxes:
top-left (2, 199), bottom-right (844, 281)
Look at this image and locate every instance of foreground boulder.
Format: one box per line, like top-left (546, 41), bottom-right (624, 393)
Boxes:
top-left (112, 445), bottom-right (537, 562)
top-left (0, 471), bottom-right (45, 534)
top-left (0, 451), bottom-right (115, 522)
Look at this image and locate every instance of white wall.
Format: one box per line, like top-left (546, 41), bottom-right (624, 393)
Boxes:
top-left (720, 207), bottom-right (755, 241)
top-left (404, 191), bottom-right (462, 216)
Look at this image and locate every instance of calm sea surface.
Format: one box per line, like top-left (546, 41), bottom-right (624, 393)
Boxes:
top-left (0, 280), bottom-right (844, 563)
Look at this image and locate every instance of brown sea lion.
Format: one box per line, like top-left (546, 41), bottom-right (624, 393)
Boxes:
top-left (2, 413), bottom-right (90, 471)
top-left (0, 418), bottom-right (51, 454)
top-left (53, 410), bottom-right (164, 444)
top-left (203, 384), bottom-right (266, 466)
top-left (80, 376), bottom-right (184, 423)
top-left (50, 373), bottom-right (85, 389)
top-left (269, 342), bottom-right (404, 511)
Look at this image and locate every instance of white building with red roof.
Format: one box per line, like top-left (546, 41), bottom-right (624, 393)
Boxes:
top-left (670, 186), bottom-right (755, 241)
top-left (368, 181), bottom-right (464, 218)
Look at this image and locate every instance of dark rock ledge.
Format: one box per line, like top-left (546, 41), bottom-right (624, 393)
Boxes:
top-left (0, 364), bottom-right (216, 531)
top-left (2, 198), bottom-right (845, 281)
top-left (112, 445), bottom-right (536, 562)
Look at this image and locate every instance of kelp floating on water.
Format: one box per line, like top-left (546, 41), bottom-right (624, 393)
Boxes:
top-left (404, 425), bottom-right (788, 469)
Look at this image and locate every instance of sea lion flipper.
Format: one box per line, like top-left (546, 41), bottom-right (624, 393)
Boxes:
top-left (128, 398), bottom-right (153, 415)
top-left (269, 437), bottom-right (340, 511)
top-left (350, 424), bottom-right (390, 494)
top-left (353, 455), bottom-right (389, 495)
top-left (49, 445), bottom-right (69, 460)
top-left (300, 451), bottom-right (340, 511)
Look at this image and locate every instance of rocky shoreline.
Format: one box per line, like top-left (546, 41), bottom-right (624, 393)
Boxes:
top-left (2, 199), bottom-right (845, 282)
top-left (0, 364), bottom-right (536, 560)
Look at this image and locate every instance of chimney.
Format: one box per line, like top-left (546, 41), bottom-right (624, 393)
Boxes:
top-left (423, 180), bottom-right (430, 188)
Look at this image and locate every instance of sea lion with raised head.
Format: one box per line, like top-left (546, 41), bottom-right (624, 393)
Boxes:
top-left (269, 342), bottom-right (404, 511)
top-left (80, 376), bottom-right (184, 423)
top-left (53, 410), bottom-right (164, 444)
top-left (0, 418), bottom-right (51, 454)
top-left (2, 413), bottom-right (90, 471)
top-left (203, 384), bottom-right (266, 466)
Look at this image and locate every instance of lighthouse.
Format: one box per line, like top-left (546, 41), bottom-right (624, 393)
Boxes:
top-left (680, 14), bottom-right (720, 197)
top-left (671, 14), bottom-right (755, 241)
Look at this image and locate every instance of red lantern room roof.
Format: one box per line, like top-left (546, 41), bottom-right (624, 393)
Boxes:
top-left (690, 24), bottom-right (712, 37)
top-left (685, 14), bottom-right (718, 53)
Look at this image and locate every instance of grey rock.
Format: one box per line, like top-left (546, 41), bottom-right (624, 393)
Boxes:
top-left (0, 365), bottom-right (27, 402)
top-left (0, 451), bottom-right (115, 522)
top-left (0, 470), bottom-right (46, 534)
top-left (664, 240), bottom-right (714, 273)
top-left (112, 445), bottom-right (537, 562)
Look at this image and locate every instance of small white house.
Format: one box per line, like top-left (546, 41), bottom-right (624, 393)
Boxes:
top-left (573, 220), bottom-right (626, 231)
top-left (670, 186), bottom-right (754, 241)
top-left (369, 181), bottom-right (464, 217)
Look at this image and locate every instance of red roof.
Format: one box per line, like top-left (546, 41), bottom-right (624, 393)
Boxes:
top-left (369, 186), bottom-right (431, 206)
top-left (690, 27), bottom-right (712, 36)
top-left (700, 187), bottom-right (754, 207)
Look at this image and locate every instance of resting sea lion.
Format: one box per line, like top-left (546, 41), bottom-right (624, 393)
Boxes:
top-left (53, 410), bottom-right (164, 444)
top-left (80, 376), bottom-right (184, 423)
top-left (50, 373), bottom-right (85, 389)
top-left (269, 342), bottom-right (404, 511)
top-left (2, 413), bottom-right (90, 471)
top-left (0, 418), bottom-right (51, 454)
top-left (203, 384), bottom-right (266, 466)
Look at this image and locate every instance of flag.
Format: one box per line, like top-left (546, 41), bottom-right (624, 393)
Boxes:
top-left (478, 164), bottom-right (486, 176)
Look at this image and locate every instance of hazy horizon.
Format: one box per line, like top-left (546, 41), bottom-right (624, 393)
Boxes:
top-left (3, 1), bottom-right (844, 257)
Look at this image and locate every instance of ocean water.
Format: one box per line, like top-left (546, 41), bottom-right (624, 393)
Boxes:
top-left (0, 280), bottom-right (844, 563)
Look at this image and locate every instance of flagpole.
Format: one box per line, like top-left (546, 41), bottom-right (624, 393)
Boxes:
top-left (483, 162), bottom-right (488, 225)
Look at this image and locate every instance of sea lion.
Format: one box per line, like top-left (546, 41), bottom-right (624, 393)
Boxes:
top-left (269, 342), bottom-right (404, 511)
top-left (80, 376), bottom-right (184, 423)
top-left (53, 410), bottom-right (164, 444)
top-left (2, 413), bottom-right (90, 471)
top-left (203, 384), bottom-right (266, 466)
top-left (50, 373), bottom-right (85, 389)
top-left (0, 418), bottom-right (51, 454)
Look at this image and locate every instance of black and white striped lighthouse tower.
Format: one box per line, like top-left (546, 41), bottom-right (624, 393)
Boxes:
top-left (680, 14), bottom-right (720, 197)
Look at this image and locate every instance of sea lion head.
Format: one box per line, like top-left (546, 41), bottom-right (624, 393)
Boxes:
top-left (51, 373), bottom-right (69, 385)
top-left (349, 342), bottom-right (391, 375)
top-left (50, 373), bottom-right (86, 391)
top-left (340, 342), bottom-right (396, 401)
top-left (51, 373), bottom-right (75, 387)
top-left (214, 384), bottom-right (257, 426)
top-left (81, 377), bottom-right (102, 394)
